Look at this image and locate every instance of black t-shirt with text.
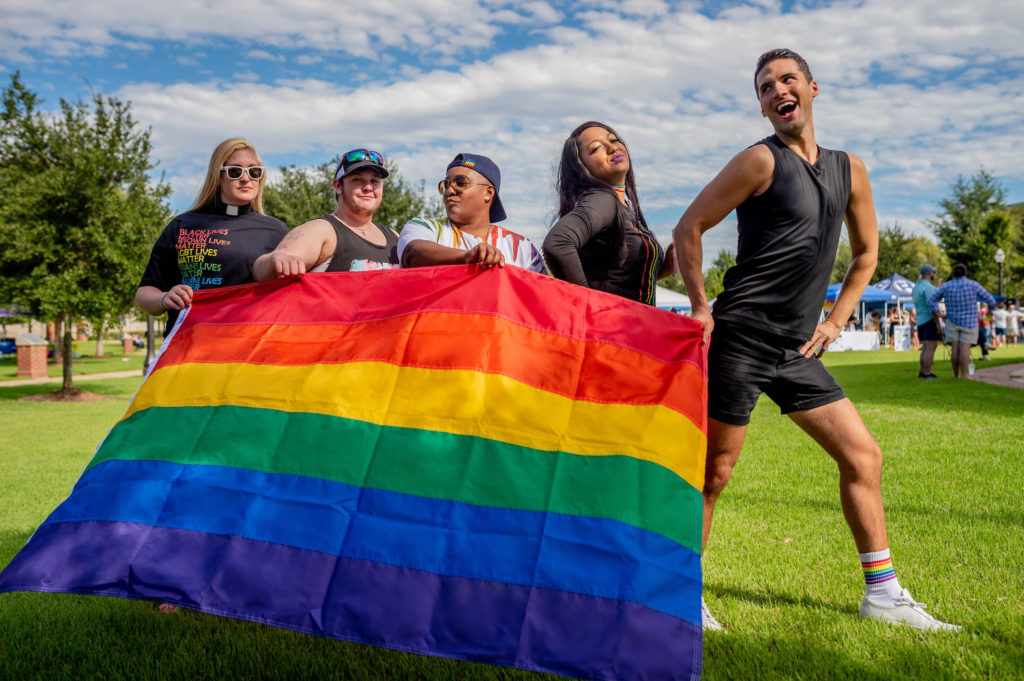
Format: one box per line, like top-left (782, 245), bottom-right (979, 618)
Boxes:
top-left (139, 202), bottom-right (287, 331)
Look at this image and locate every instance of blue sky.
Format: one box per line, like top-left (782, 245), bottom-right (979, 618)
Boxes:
top-left (3, 0), bottom-right (1023, 268)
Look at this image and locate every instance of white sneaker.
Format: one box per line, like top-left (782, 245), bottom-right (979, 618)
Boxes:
top-left (859, 588), bottom-right (961, 631)
top-left (701, 597), bottom-right (724, 631)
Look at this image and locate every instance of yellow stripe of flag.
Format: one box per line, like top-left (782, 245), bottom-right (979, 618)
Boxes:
top-left (130, 362), bottom-right (705, 489)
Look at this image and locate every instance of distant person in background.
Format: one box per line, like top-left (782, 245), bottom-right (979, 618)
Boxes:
top-left (864, 311), bottom-right (880, 332)
top-left (399, 153), bottom-right (545, 272)
top-left (977, 303), bottom-right (992, 359)
top-left (136, 138), bottom-right (287, 333)
top-left (928, 263), bottom-right (996, 379)
top-left (1006, 302), bottom-right (1021, 345)
top-left (253, 148), bottom-right (398, 280)
top-left (912, 264), bottom-right (941, 378)
top-left (992, 302), bottom-right (1008, 348)
top-left (544, 121), bottom-right (675, 305)
top-left (885, 307), bottom-right (898, 347)
top-left (908, 308), bottom-right (920, 350)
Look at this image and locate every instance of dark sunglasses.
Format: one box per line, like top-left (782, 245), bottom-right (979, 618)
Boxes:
top-left (221, 165), bottom-right (265, 181)
top-left (438, 176), bottom-right (490, 194)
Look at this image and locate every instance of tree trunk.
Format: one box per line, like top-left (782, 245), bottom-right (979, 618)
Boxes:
top-left (63, 324), bottom-right (74, 392)
top-left (95, 318), bottom-right (105, 357)
top-left (53, 315), bottom-right (64, 365)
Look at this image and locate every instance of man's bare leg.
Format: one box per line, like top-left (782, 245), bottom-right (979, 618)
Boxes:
top-left (787, 399), bottom-right (886, 552)
top-left (951, 341), bottom-right (969, 378)
top-left (702, 418), bottom-right (748, 551)
top-left (920, 339), bottom-right (939, 375)
top-left (788, 398), bottom-right (959, 630)
top-left (700, 417), bottom-right (747, 631)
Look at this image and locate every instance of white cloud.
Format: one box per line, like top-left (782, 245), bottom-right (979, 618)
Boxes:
top-left (249, 49), bottom-right (285, 62)
top-left (4, 0), bottom-right (1023, 271)
top-left (0, 0), bottom-right (565, 61)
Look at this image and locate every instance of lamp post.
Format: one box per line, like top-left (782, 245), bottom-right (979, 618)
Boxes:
top-left (994, 248), bottom-right (1005, 298)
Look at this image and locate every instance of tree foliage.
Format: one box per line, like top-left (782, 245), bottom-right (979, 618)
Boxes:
top-left (872, 223), bottom-right (950, 284)
top-left (1011, 203), bottom-right (1024, 299)
top-left (930, 169), bottom-right (1019, 295)
top-left (831, 235), bottom-right (852, 285)
top-left (0, 73), bottom-right (170, 391)
top-left (263, 157), bottom-right (443, 231)
top-left (703, 249), bottom-right (737, 301)
top-left (661, 249), bottom-right (736, 301)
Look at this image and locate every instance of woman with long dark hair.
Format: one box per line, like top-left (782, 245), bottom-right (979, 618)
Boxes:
top-left (543, 121), bottom-right (673, 305)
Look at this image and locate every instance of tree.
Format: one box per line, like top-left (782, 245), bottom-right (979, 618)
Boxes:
top-left (0, 73), bottom-right (170, 394)
top-left (658, 274), bottom-right (687, 295)
top-left (902, 235), bottom-right (950, 281)
top-left (661, 249), bottom-right (736, 301)
top-left (831, 235), bottom-right (852, 284)
top-left (263, 157), bottom-right (443, 230)
top-left (872, 223), bottom-right (915, 283)
top-left (930, 170), bottom-right (1019, 290)
top-left (1010, 203), bottom-right (1024, 299)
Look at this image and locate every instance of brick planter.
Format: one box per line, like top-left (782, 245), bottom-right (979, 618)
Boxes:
top-left (16, 333), bottom-right (49, 379)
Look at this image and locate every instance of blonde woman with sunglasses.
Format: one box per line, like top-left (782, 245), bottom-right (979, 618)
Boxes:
top-left (135, 138), bottom-right (287, 332)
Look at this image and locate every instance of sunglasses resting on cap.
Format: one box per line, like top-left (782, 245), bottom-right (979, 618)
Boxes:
top-left (336, 149), bottom-right (390, 179)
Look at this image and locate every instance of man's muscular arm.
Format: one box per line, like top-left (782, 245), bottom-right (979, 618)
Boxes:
top-left (253, 220), bottom-right (336, 280)
top-left (672, 145), bottom-right (774, 343)
top-left (801, 153), bottom-right (878, 357)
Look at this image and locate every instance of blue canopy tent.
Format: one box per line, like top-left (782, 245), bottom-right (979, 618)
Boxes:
top-left (825, 283), bottom-right (899, 303)
top-left (873, 273), bottom-right (915, 304)
top-left (825, 283), bottom-right (898, 329)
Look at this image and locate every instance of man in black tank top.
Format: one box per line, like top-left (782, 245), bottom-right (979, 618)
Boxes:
top-left (673, 49), bottom-right (958, 632)
top-left (254, 149), bottom-right (399, 280)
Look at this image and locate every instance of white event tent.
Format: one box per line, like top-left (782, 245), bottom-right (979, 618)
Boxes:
top-left (655, 286), bottom-right (691, 312)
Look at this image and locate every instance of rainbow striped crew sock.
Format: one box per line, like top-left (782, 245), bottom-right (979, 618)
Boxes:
top-left (859, 548), bottom-right (903, 602)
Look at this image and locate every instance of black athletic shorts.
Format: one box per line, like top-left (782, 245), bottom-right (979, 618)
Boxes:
top-left (918, 319), bottom-right (942, 342)
top-left (707, 321), bottom-right (846, 426)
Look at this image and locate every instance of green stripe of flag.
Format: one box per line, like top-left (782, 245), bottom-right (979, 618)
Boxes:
top-left (91, 405), bottom-right (702, 552)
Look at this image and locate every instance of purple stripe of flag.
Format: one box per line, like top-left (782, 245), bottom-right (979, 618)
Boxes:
top-left (0, 521), bottom-right (702, 681)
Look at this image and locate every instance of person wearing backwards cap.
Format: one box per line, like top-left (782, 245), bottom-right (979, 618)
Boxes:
top-left (398, 153), bottom-right (545, 272)
top-left (911, 264), bottom-right (942, 378)
top-left (253, 148), bottom-right (399, 279)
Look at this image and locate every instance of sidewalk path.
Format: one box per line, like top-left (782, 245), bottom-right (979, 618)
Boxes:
top-left (0, 370), bottom-right (142, 388)
top-left (973, 361), bottom-right (1024, 389)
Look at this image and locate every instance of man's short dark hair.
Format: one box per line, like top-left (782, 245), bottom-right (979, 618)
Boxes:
top-left (952, 263), bottom-right (968, 278)
top-left (755, 49), bottom-right (813, 88)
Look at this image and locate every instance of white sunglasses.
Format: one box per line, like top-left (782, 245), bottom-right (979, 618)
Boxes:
top-left (221, 165), bottom-right (265, 180)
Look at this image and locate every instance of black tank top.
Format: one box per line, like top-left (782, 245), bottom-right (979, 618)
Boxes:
top-left (712, 135), bottom-right (851, 339)
top-left (322, 214), bottom-right (399, 272)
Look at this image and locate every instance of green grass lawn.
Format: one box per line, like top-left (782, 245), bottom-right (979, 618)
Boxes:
top-left (1, 346), bottom-right (1022, 680)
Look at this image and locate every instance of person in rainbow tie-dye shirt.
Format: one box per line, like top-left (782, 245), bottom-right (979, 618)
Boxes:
top-left (398, 153), bottom-right (545, 273)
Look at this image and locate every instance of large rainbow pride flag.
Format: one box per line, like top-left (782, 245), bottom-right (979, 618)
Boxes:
top-left (0, 266), bottom-right (706, 681)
